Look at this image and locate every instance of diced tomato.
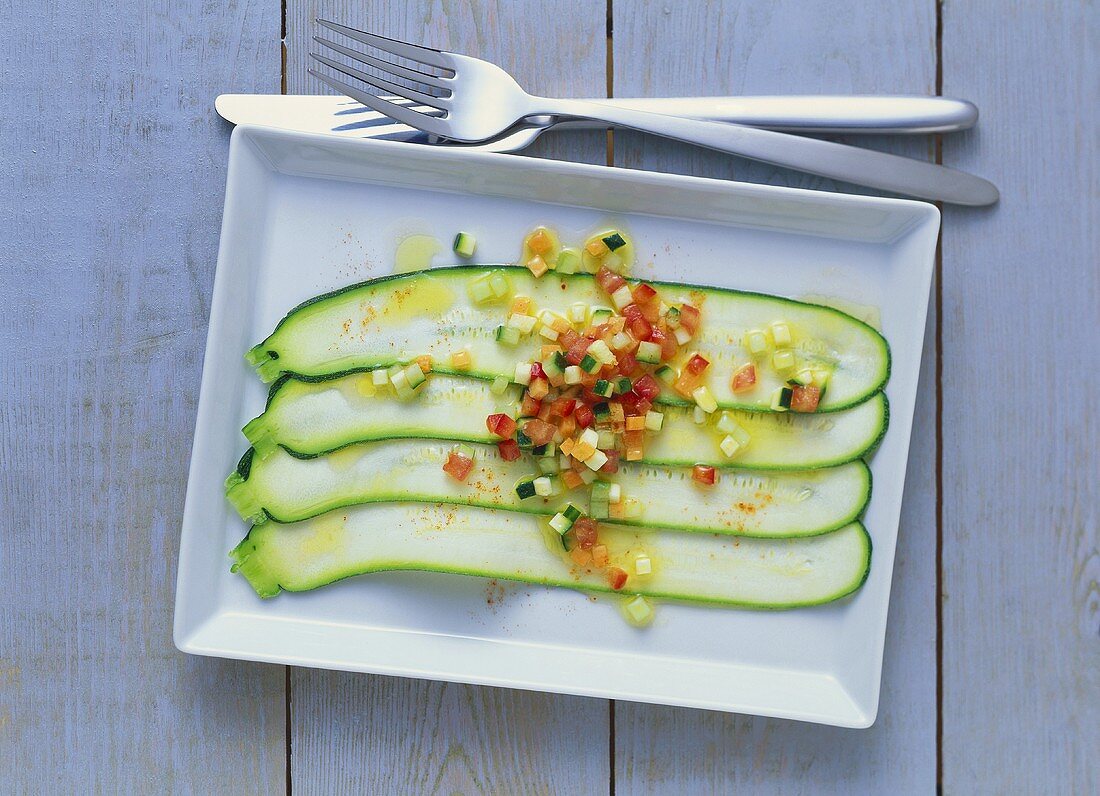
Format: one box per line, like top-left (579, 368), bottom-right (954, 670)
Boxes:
top-left (673, 370), bottom-right (703, 399)
top-left (591, 544), bottom-right (610, 567)
top-left (731, 363), bottom-right (756, 393)
top-left (686, 353), bottom-right (710, 375)
top-left (596, 266), bottom-right (627, 295)
top-left (588, 323), bottom-right (611, 339)
top-left (566, 336), bottom-right (593, 366)
top-left (621, 304), bottom-right (652, 340)
top-left (485, 413), bottom-right (517, 439)
top-left (530, 361), bottom-right (546, 380)
top-left (581, 386), bottom-right (604, 404)
top-left (607, 566), bottom-right (629, 591)
top-left (599, 450), bottom-right (620, 474)
top-left (550, 397), bottom-right (576, 418)
top-left (559, 328), bottom-right (581, 351)
top-left (692, 465), bottom-right (717, 486)
top-left (523, 419), bottom-right (557, 446)
top-left (790, 384), bottom-right (822, 413)
top-left (497, 439), bottom-right (522, 461)
top-left (620, 391), bottom-right (653, 417)
top-left (561, 469), bottom-right (584, 489)
top-left (528, 377), bottom-right (549, 400)
top-left (617, 351), bottom-right (638, 376)
top-left (624, 429), bottom-right (645, 449)
top-left (442, 451), bottom-right (475, 482)
top-left (639, 301), bottom-right (661, 324)
top-left (574, 403), bottom-right (595, 428)
top-left (573, 517), bottom-right (599, 549)
top-left (569, 546), bottom-right (592, 566)
top-left (559, 415), bottom-right (576, 438)
top-left (520, 393), bottom-right (542, 417)
top-left (649, 326), bottom-right (677, 360)
top-left (679, 303), bottom-right (701, 333)
top-left (537, 402), bottom-right (553, 422)
top-left (632, 374), bottom-right (661, 401)
top-left (632, 283), bottom-right (658, 305)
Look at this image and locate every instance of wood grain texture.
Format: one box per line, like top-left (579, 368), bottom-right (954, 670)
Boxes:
top-left (283, 3), bottom-right (611, 793)
top-left (940, 1), bottom-right (1099, 792)
top-left (610, 2), bottom-right (938, 792)
top-left (0, 0), bottom-right (286, 792)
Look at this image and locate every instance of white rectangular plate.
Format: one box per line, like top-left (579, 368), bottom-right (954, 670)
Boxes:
top-left (174, 125), bottom-right (938, 727)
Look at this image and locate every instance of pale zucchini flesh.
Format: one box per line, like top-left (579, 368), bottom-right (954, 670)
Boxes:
top-left (246, 373), bottom-right (888, 471)
top-left (226, 439), bottom-right (870, 538)
top-left (247, 266), bottom-right (890, 412)
top-left (230, 504), bottom-right (871, 608)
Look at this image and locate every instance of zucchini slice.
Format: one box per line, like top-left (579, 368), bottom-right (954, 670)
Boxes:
top-left (246, 266), bottom-right (889, 412)
top-left (230, 504), bottom-right (871, 608)
top-left (225, 439), bottom-right (871, 538)
top-left (246, 373), bottom-right (887, 470)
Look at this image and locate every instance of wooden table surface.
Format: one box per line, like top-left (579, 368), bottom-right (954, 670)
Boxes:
top-left (3, 1), bottom-right (1096, 792)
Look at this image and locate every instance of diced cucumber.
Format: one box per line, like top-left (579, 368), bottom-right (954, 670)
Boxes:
top-left (452, 232), bottom-right (477, 258)
top-left (601, 232), bottom-right (627, 251)
top-left (590, 308), bottom-right (613, 325)
top-left (636, 341), bottom-right (661, 364)
top-left (594, 379), bottom-right (614, 398)
top-left (515, 479), bottom-right (537, 499)
top-left (555, 248), bottom-right (581, 274)
top-left (655, 365), bottom-right (676, 385)
top-left (495, 325), bottom-right (522, 346)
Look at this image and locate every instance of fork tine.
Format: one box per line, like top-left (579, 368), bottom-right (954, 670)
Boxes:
top-left (308, 69), bottom-right (451, 137)
top-left (316, 19), bottom-right (452, 71)
top-left (313, 36), bottom-right (451, 91)
top-left (311, 52), bottom-right (449, 111)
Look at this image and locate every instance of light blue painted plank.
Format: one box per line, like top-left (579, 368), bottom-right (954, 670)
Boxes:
top-left (282, 2), bottom-right (612, 792)
top-left (611, 2), bottom-right (938, 792)
top-left (0, 0), bottom-right (285, 790)
top-left (941, 1), bottom-right (1099, 791)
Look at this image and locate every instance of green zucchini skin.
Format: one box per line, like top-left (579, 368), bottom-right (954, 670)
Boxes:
top-left (246, 265), bottom-right (890, 413)
top-left (244, 372), bottom-right (889, 471)
top-left (224, 438), bottom-right (871, 538)
top-left (230, 504), bottom-right (871, 609)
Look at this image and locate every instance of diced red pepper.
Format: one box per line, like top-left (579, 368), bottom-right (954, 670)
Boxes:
top-left (523, 419), bottom-right (557, 446)
top-left (520, 393), bottom-right (542, 417)
top-left (596, 266), bottom-right (627, 295)
top-left (620, 392), bottom-right (652, 417)
top-left (573, 517), bottom-right (599, 549)
top-left (599, 450), bottom-right (620, 474)
top-left (685, 353), bottom-right (710, 375)
top-left (566, 336), bottom-right (593, 366)
top-left (632, 283), bottom-right (658, 305)
top-left (692, 465), bottom-right (717, 486)
top-left (790, 384), bottom-right (822, 413)
top-left (679, 303), bottom-right (701, 333)
top-left (574, 403), bottom-right (595, 428)
top-left (617, 351), bottom-right (638, 376)
top-left (537, 402), bottom-right (553, 421)
top-left (559, 328), bottom-right (580, 351)
top-left (607, 566), bottom-right (629, 591)
top-left (731, 363), bottom-right (756, 393)
top-left (632, 374), bottom-right (661, 401)
top-left (486, 413), bottom-right (517, 439)
top-left (649, 326), bottom-right (677, 360)
top-left (497, 439), bottom-right (522, 461)
top-left (530, 361), bottom-right (546, 380)
top-left (443, 451), bottom-right (475, 482)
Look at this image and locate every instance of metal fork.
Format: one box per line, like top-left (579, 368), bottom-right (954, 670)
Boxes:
top-left (309, 20), bottom-right (998, 206)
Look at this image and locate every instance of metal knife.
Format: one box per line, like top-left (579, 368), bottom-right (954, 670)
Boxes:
top-left (216, 94), bottom-right (977, 154)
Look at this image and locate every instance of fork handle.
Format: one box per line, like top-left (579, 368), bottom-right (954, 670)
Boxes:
top-left (538, 98), bottom-right (998, 206)
top-left (583, 95), bottom-right (978, 134)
